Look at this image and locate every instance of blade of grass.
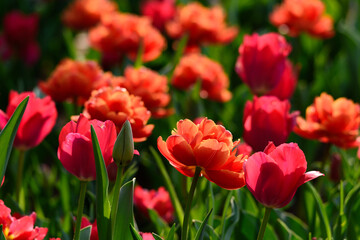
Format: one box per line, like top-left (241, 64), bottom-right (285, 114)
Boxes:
top-left (194, 208), bottom-right (213, 240)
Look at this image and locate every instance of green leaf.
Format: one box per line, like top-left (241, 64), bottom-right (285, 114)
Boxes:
top-left (129, 224), bottom-right (142, 240)
top-left (334, 181), bottom-right (346, 240)
top-left (166, 224), bottom-right (176, 240)
top-left (91, 126), bottom-right (111, 240)
top-left (223, 197), bottom-right (240, 240)
top-left (344, 182), bottom-right (360, 238)
top-left (274, 210), bottom-right (308, 239)
top-left (0, 96), bottom-right (28, 181)
top-left (149, 146), bottom-right (184, 226)
top-left (62, 28), bottom-right (76, 59)
top-left (148, 209), bottom-right (169, 236)
top-left (277, 219), bottom-right (302, 240)
top-left (219, 191), bottom-right (233, 236)
top-left (1, 225), bottom-right (5, 240)
top-left (112, 178), bottom-right (135, 240)
top-left (194, 208), bottom-right (213, 240)
top-left (152, 233), bottom-right (163, 240)
top-left (305, 182), bottom-right (332, 240)
top-left (79, 225), bottom-right (92, 240)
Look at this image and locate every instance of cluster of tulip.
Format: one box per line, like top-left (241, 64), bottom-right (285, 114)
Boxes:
top-left (1, 0), bottom-right (360, 240)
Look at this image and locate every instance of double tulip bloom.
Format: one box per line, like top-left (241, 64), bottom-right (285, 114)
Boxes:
top-left (0, 200), bottom-right (48, 240)
top-left (244, 142), bottom-right (323, 208)
top-left (0, 91), bottom-right (57, 150)
top-left (62, 0), bottom-right (117, 30)
top-left (270, 0), bottom-right (334, 38)
top-left (236, 33), bottom-right (294, 97)
top-left (166, 2), bottom-right (238, 48)
top-left (172, 53), bottom-right (232, 102)
top-left (58, 114), bottom-right (117, 181)
top-left (158, 118), bottom-right (246, 190)
top-left (134, 185), bottom-right (174, 223)
top-left (295, 93), bottom-right (360, 148)
top-left (243, 96), bottom-right (298, 152)
top-left (141, 0), bottom-right (176, 30)
top-left (89, 12), bottom-right (166, 63)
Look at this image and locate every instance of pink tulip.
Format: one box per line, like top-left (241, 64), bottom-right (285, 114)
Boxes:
top-left (244, 142), bottom-right (323, 208)
top-left (0, 91), bottom-right (57, 150)
top-left (57, 114), bottom-right (117, 181)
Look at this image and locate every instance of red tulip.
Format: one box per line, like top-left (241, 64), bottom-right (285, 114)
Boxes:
top-left (134, 185), bottom-right (174, 223)
top-left (57, 114), bottom-right (117, 181)
top-left (81, 217), bottom-right (98, 240)
top-left (243, 96), bottom-right (298, 152)
top-left (141, 0), bottom-right (176, 30)
top-left (140, 232), bottom-right (155, 240)
top-left (158, 118), bottom-right (246, 190)
top-left (0, 91), bottom-right (57, 150)
top-left (244, 142), bottom-right (323, 208)
top-left (265, 60), bottom-right (298, 100)
top-left (235, 33), bottom-right (291, 96)
top-left (0, 200), bottom-right (48, 240)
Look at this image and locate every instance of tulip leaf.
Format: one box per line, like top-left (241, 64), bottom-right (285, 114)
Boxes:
top-left (112, 178), bottom-right (135, 240)
top-left (129, 224), bottom-right (142, 240)
top-left (193, 220), bottom-right (219, 240)
top-left (0, 96), bottom-right (28, 182)
top-left (166, 224), bottom-right (176, 240)
top-left (219, 191), bottom-right (233, 236)
top-left (274, 210), bottom-right (308, 239)
top-left (277, 219), bottom-right (302, 240)
top-left (79, 225), bottom-right (91, 240)
top-left (91, 126), bottom-right (111, 240)
top-left (223, 197), bottom-right (240, 240)
top-left (344, 182), bottom-right (360, 238)
top-left (152, 233), bottom-right (163, 240)
top-left (150, 146), bottom-right (184, 226)
top-left (305, 182), bottom-right (332, 240)
top-left (148, 209), bottom-right (169, 236)
top-left (194, 208), bottom-right (213, 240)
top-left (0, 225), bottom-right (5, 240)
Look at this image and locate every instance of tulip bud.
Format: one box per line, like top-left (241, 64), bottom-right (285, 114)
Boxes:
top-left (112, 120), bottom-right (134, 167)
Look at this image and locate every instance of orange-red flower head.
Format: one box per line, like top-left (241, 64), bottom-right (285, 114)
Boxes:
top-left (141, 0), bottom-right (176, 30)
top-left (295, 93), bottom-right (360, 148)
top-left (270, 0), bottom-right (334, 38)
top-left (82, 87), bottom-right (154, 142)
top-left (172, 53), bottom-right (232, 102)
top-left (62, 0), bottom-right (117, 30)
top-left (0, 200), bottom-right (48, 240)
top-left (119, 66), bottom-right (173, 118)
top-left (89, 13), bottom-right (166, 63)
top-left (39, 59), bottom-right (104, 104)
top-left (166, 2), bottom-right (238, 47)
top-left (157, 118), bottom-right (246, 190)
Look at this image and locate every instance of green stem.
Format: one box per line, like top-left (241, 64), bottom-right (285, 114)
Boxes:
top-left (74, 181), bottom-right (88, 240)
top-left (167, 33), bottom-right (189, 82)
top-left (111, 165), bottom-right (124, 238)
top-left (15, 150), bottom-right (25, 203)
top-left (181, 167), bottom-right (201, 240)
top-left (257, 207), bottom-right (272, 240)
top-left (134, 38), bottom-right (144, 69)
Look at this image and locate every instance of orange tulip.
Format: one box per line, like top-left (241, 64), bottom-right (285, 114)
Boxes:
top-left (270, 0), bottom-right (334, 38)
top-left (157, 118), bottom-right (246, 190)
top-left (39, 59), bottom-right (104, 104)
top-left (89, 12), bottom-right (166, 63)
top-left (166, 2), bottom-right (238, 47)
top-left (62, 0), bottom-right (117, 30)
top-left (172, 53), bottom-right (232, 102)
top-left (82, 87), bottom-right (154, 142)
top-left (295, 93), bottom-right (360, 148)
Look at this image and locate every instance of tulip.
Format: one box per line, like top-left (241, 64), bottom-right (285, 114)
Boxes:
top-left (141, 0), bottom-right (176, 30)
top-left (57, 114), bottom-right (117, 181)
top-left (235, 33), bottom-right (291, 96)
top-left (81, 86), bottom-right (154, 142)
top-left (0, 91), bottom-right (57, 150)
top-left (294, 93), bottom-right (360, 148)
top-left (243, 96), bottom-right (298, 152)
top-left (265, 60), bottom-right (298, 100)
top-left (270, 0), bottom-right (334, 38)
top-left (172, 53), bottom-right (232, 102)
top-left (62, 0), bottom-right (117, 30)
top-left (140, 232), bottom-right (155, 240)
top-left (112, 120), bottom-right (134, 167)
top-left (158, 118), bottom-right (246, 240)
top-left (166, 2), bottom-right (238, 47)
top-left (134, 185), bottom-right (174, 223)
top-left (244, 142), bottom-right (323, 240)
top-left (81, 217), bottom-right (98, 240)
top-left (0, 200), bottom-right (48, 240)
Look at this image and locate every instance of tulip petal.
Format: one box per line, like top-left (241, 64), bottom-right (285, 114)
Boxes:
top-left (193, 139), bottom-right (229, 169)
top-left (301, 171), bottom-right (324, 185)
top-left (205, 169), bottom-right (245, 190)
top-left (166, 135), bottom-right (196, 166)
